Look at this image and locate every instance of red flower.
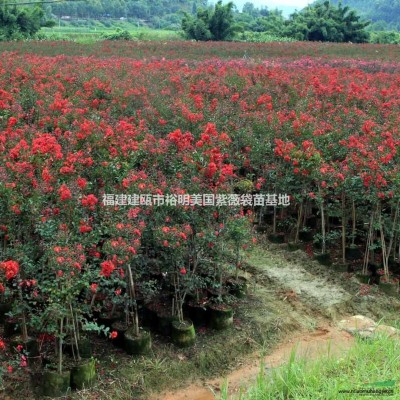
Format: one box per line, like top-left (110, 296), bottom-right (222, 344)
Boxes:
top-left (11, 205), bottom-right (21, 214)
top-left (41, 168), bottom-right (52, 182)
top-left (77, 177), bottom-right (87, 189)
top-left (20, 355), bottom-right (27, 367)
top-left (100, 260), bottom-right (116, 277)
top-left (81, 194), bottom-right (98, 209)
top-left (58, 184), bottom-right (72, 201)
top-left (205, 162), bottom-right (217, 178)
top-left (110, 331), bottom-right (118, 339)
top-left (0, 260), bottom-right (19, 280)
top-left (80, 224), bottom-right (92, 233)
top-left (180, 268), bottom-right (187, 275)
top-left (56, 257), bottom-right (65, 264)
top-left (90, 283), bottom-right (98, 293)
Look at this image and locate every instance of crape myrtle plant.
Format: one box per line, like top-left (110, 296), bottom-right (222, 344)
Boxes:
top-left (150, 121), bottom-right (239, 322)
top-left (154, 223), bottom-right (193, 324)
top-left (225, 213), bottom-right (253, 281)
top-left (96, 227), bottom-right (144, 337)
top-left (341, 119), bottom-right (400, 278)
top-left (1, 51), bottom-right (400, 379)
top-left (40, 241), bottom-right (94, 372)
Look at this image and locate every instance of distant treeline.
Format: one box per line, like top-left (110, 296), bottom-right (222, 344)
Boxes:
top-left (43, 0), bottom-right (400, 31)
top-left (331, 0), bottom-right (400, 30)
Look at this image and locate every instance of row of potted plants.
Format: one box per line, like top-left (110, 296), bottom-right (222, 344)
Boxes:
top-left (0, 259), bottom-right (247, 397)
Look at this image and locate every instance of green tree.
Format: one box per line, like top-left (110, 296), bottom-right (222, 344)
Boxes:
top-left (285, 1), bottom-right (370, 42)
top-left (242, 2), bottom-right (260, 18)
top-left (182, 7), bottom-right (212, 40)
top-left (0, 3), bottom-right (46, 40)
top-left (182, 0), bottom-right (237, 41)
top-left (250, 9), bottom-right (285, 34)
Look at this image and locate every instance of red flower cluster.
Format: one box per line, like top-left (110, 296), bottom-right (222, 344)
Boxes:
top-left (58, 184), bottom-right (72, 201)
top-left (81, 194), bottom-right (98, 209)
top-left (0, 260), bottom-right (19, 280)
top-left (100, 260), bottom-right (116, 278)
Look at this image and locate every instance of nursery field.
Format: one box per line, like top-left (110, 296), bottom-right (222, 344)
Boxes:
top-left (1, 40), bottom-right (400, 61)
top-left (0, 40), bottom-right (400, 398)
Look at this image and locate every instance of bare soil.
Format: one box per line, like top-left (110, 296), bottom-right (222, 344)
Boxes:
top-left (155, 325), bottom-right (354, 400)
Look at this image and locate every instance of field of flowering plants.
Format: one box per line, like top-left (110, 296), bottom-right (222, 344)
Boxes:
top-left (0, 41), bottom-right (400, 397)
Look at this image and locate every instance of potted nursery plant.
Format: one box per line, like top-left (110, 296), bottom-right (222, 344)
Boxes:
top-left (122, 256), bottom-right (152, 355)
top-left (225, 215), bottom-right (251, 298)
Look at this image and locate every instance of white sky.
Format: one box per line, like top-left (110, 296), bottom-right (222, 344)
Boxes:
top-left (215, 0), bottom-right (313, 17)
top-left (233, 0), bottom-right (312, 10)
top-left (257, 0), bottom-right (311, 5)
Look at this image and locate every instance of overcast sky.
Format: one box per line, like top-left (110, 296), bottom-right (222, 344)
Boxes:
top-left (245, 0), bottom-right (311, 6)
top-left (232, 0), bottom-right (312, 13)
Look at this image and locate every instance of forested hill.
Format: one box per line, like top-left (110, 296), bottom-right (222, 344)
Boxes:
top-left (42, 0), bottom-right (204, 30)
top-left (48, 0), bottom-right (204, 20)
top-left (11, 0), bottom-right (400, 31)
top-left (330, 0), bottom-right (400, 29)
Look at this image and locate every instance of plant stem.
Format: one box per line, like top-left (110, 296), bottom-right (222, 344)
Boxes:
top-left (341, 191), bottom-right (346, 264)
top-left (363, 205), bottom-right (376, 275)
top-left (295, 201), bottom-right (303, 244)
top-left (58, 318), bottom-right (63, 374)
top-left (318, 185), bottom-right (326, 254)
top-left (70, 303), bottom-right (80, 362)
top-left (351, 199), bottom-right (356, 247)
top-left (127, 263), bottom-right (139, 336)
top-left (18, 287), bottom-right (28, 343)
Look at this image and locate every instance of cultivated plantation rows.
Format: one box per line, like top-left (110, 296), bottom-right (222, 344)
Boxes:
top-left (0, 41), bottom-right (400, 397)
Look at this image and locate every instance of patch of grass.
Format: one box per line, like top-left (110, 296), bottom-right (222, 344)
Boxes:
top-left (222, 331), bottom-right (400, 399)
top-left (39, 25), bottom-right (182, 42)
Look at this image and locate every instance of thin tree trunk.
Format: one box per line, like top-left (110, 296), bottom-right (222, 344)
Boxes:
top-left (70, 304), bottom-right (80, 362)
top-left (235, 243), bottom-right (240, 280)
top-left (351, 200), bottom-right (356, 247)
top-left (341, 192), bottom-right (346, 264)
top-left (127, 264), bottom-right (139, 336)
top-left (58, 318), bottom-right (64, 374)
top-left (295, 202), bottom-right (303, 244)
top-left (19, 287), bottom-right (28, 343)
top-left (362, 208), bottom-right (375, 275)
top-left (385, 201), bottom-right (399, 268)
top-left (318, 185), bottom-right (326, 254)
top-left (379, 214), bottom-right (388, 277)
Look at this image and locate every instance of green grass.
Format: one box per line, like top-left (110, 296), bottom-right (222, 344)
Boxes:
top-left (40, 24), bottom-right (182, 43)
top-left (221, 331), bottom-right (400, 399)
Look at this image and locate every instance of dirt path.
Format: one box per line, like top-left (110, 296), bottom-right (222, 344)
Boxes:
top-left (249, 248), bottom-right (353, 320)
top-left (150, 245), bottom-right (400, 400)
top-left (153, 325), bottom-right (354, 400)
